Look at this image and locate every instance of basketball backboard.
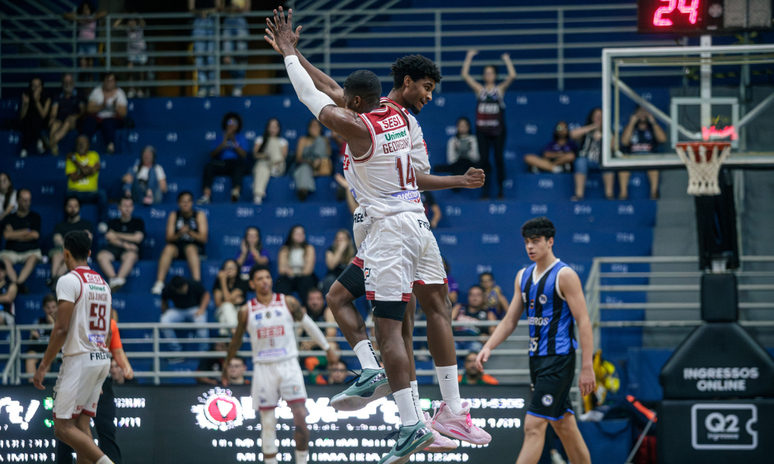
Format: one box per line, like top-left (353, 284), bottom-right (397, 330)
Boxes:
top-left (601, 43), bottom-right (774, 169)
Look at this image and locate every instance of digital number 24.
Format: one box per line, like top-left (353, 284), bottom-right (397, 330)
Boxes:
top-left (653, 0), bottom-right (699, 26)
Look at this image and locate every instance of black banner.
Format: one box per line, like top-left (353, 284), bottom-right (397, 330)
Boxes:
top-left (0, 384), bottom-right (530, 463)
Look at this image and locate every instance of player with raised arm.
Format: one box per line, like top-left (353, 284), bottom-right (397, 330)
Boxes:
top-left (33, 230), bottom-right (114, 464)
top-left (476, 217), bottom-right (596, 464)
top-left (265, 8), bottom-right (490, 463)
top-left (222, 264), bottom-right (337, 464)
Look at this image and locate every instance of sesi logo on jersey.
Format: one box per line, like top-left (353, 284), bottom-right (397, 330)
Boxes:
top-left (256, 326), bottom-right (284, 339)
top-left (377, 115), bottom-right (403, 131)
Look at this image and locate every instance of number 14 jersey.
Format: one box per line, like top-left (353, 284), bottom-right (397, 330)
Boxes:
top-left (56, 266), bottom-right (112, 356)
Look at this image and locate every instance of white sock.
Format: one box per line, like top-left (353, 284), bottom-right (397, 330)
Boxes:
top-left (393, 388), bottom-right (420, 426)
top-left (353, 340), bottom-right (380, 370)
top-left (96, 456), bottom-right (114, 464)
top-left (295, 449), bottom-right (308, 464)
top-left (410, 380), bottom-right (424, 419)
top-left (436, 364), bottom-right (463, 414)
top-left (265, 457), bottom-right (278, 464)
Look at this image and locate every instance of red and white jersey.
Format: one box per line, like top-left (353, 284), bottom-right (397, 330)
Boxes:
top-left (246, 293), bottom-right (298, 364)
top-left (347, 102), bottom-right (425, 219)
top-left (56, 266), bottom-right (111, 356)
top-left (380, 97), bottom-right (431, 176)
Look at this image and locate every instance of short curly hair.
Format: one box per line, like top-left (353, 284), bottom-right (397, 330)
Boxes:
top-left (390, 55), bottom-right (442, 90)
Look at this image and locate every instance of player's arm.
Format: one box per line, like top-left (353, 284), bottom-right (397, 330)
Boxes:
top-left (415, 168), bottom-right (485, 191)
top-left (222, 305), bottom-right (248, 386)
top-left (477, 272), bottom-right (525, 371)
top-left (288, 295), bottom-right (338, 363)
top-left (558, 267), bottom-right (596, 397)
top-left (296, 50), bottom-right (345, 107)
top-left (33, 299), bottom-right (74, 389)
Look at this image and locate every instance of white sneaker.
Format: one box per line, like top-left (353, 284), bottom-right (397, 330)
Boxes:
top-left (109, 277), bottom-right (126, 291)
top-left (232, 88), bottom-right (242, 97)
top-left (36, 139), bottom-right (45, 154)
top-left (20, 149), bottom-right (28, 158)
top-left (253, 195), bottom-right (262, 205)
top-left (151, 281), bottom-right (164, 295)
top-left (98, 222), bottom-right (108, 234)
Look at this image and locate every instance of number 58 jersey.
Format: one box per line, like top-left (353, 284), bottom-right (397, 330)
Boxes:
top-left (56, 266), bottom-right (112, 356)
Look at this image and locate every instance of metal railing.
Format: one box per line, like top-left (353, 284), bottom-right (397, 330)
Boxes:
top-left (585, 255), bottom-right (774, 352)
top-left (1, 319), bottom-right (532, 386)
top-left (0, 4), bottom-right (683, 96)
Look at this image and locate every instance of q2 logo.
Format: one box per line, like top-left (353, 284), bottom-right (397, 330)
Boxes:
top-left (691, 404), bottom-right (757, 450)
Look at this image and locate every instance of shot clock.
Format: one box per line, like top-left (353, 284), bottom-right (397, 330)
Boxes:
top-left (637, 0), bottom-right (772, 34)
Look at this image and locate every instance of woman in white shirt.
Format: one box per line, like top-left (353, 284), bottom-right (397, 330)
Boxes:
top-left (82, 72), bottom-right (128, 154)
top-left (122, 146), bottom-right (168, 205)
top-left (437, 116), bottom-right (480, 176)
top-left (251, 117), bottom-right (288, 204)
top-left (275, 225), bottom-right (318, 306)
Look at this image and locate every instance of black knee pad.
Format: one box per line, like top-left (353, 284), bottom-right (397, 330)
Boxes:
top-left (372, 300), bottom-right (408, 321)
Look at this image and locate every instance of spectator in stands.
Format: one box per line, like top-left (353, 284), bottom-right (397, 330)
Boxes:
top-left (63, 1), bottom-right (106, 81)
top-left (96, 197), bottom-right (145, 291)
top-left (213, 259), bottom-right (250, 335)
top-left (328, 360), bottom-right (348, 385)
top-left (252, 117), bottom-right (288, 204)
top-left (196, 341), bottom-right (227, 385)
top-left (303, 288), bottom-right (338, 340)
top-left (293, 119), bottom-right (332, 201)
top-left (151, 191), bottom-right (208, 294)
top-left (160, 275), bottom-right (210, 352)
top-left (459, 351), bottom-right (498, 385)
top-left (276, 225), bottom-right (317, 305)
top-left (49, 197), bottom-right (94, 287)
top-left (18, 77), bottom-right (51, 158)
top-left (235, 226), bottom-right (269, 278)
top-left (524, 121), bottom-right (577, 173)
top-left (0, 173), bottom-right (18, 222)
top-left (48, 73), bottom-right (85, 156)
top-left (189, 0), bottom-right (218, 97)
top-left (0, 261), bottom-right (18, 327)
top-left (112, 16), bottom-right (148, 98)
top-left (0, 189), bottom-right (42, 291)
top-left (452, 285), bottom-right (496, 352)
top-left (461, 49), bottom-right (517, 199)
top-left (437, 116), bottom-right (479, 176)
top-left (222, 0), bottom-right (251, 96)
top-left (571, 107), bottom-right (615, 201)
top-left (421, 191), bottom-right (442, 229)
top-left (198, 112), bottom-right (248, 204)
top-left (443, 257), bottom-right (459, 305)
top-left (479, 272), bottom-right (509, 319)
top-left (224, 358), bottom-right (249, 385)
top-left (25, 293), bottom-right (57, 380)
top-left (65, 135), bottom-right (108, 231)
top-left (122, 145), bottom-right (168, 205)
top-left (83, 72), bottom-right (128, 154)
top-left (620, 106), bottom-right (667, 200)
top-left (321, 229), bottom-right (355, 297)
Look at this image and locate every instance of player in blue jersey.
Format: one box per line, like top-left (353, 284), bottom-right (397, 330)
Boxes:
top-left (476, 216), bottom-right (595, 464)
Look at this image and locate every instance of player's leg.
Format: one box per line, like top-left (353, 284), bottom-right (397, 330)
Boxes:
top-left (279, 358), bottom-right (311, 464)
top-left (253, 362), bottom-right (281, 464)
top-left (96, 250), bottom-right (117, 279)
top-left (549, 413), bottom-right (591, 464)
top-left (184, 244), bottom-right (202, 281)
top-left (289, 402), bottom-right (310, 464)
top-left (514, 414), bottom-right (550, 464)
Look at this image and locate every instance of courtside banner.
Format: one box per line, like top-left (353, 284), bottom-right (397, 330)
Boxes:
top-left (0, 385), bottom-right (529, 463)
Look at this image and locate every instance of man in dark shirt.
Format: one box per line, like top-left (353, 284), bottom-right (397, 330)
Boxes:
top-left (96, 197), bottom-right (145, 291)
top-left (49, 196), bottom-right (94, 287)
top-left (160, 275), bottom-right (210, 352)
top-left (48, 73), bottom-right (85, 156)
top-left (0, 261), bottom-right (18, 326)
top-left (196, 341), bottom-right (228, 385)
top-left (0, 188), bottom-right (42, 290)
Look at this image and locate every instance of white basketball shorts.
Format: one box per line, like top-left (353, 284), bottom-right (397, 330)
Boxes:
top-left (53, 351), bottom-right (110, 419)
top-left (252, 357), bottom-right (308, 410)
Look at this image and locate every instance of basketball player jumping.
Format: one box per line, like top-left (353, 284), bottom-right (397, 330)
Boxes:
top-left (222, 264), bottom-right (337, 464)
top-left (33, 230), bottom-right (115, 464)
top-left (476, 217), bottom-right (596, 464)
top-left (267, 8), bottom-right (490, 463)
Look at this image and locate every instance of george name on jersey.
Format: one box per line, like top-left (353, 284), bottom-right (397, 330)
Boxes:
top-left (383, 138), bottom-right (411, 154)
top-left (256, 325), bottom-right (284, 339)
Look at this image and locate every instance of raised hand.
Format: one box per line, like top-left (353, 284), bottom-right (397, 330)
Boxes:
top-left (466, 49), bottom-right (479, 58)
top-left (264, 7), bottom-right (302, 57)
top-left (501, 52), bottom-right (511, 61)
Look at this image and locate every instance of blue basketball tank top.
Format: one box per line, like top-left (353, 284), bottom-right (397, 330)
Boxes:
top-left (520, 261), bottom-right (578, 357)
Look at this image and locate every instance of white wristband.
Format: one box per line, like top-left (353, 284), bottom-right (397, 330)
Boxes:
top-left (284, 55), bottom-right (336, 119)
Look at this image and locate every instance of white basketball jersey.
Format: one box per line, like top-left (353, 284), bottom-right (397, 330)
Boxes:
top-left (347, 103), bottom-right (425, 219)
top-left (381, 97), bottom-right (431, 176)
top-left (57, 267), bottom-right (112, 356)
top-left (247, 294), bottom-right (298, 364)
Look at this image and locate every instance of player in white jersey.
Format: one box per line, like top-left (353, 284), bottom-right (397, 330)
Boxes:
top-left (33, 230), bottom-right (115, 464)
top-left (267, 9), bottom-right (490, 463)
top-left (222, 264), bottom-right (337, 464)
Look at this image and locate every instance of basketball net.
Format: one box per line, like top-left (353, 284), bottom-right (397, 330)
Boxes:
top-left (675, 142), bottom-right (732, 196)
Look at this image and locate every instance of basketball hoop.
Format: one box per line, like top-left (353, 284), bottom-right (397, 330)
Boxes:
top-left (675, 142), bottom-right (732, 196)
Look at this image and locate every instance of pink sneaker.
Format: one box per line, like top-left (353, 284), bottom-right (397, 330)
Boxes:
top-left (430, 401), bottom-right (491, 445)
top-left (423, 412), bottom-right (458, 452)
